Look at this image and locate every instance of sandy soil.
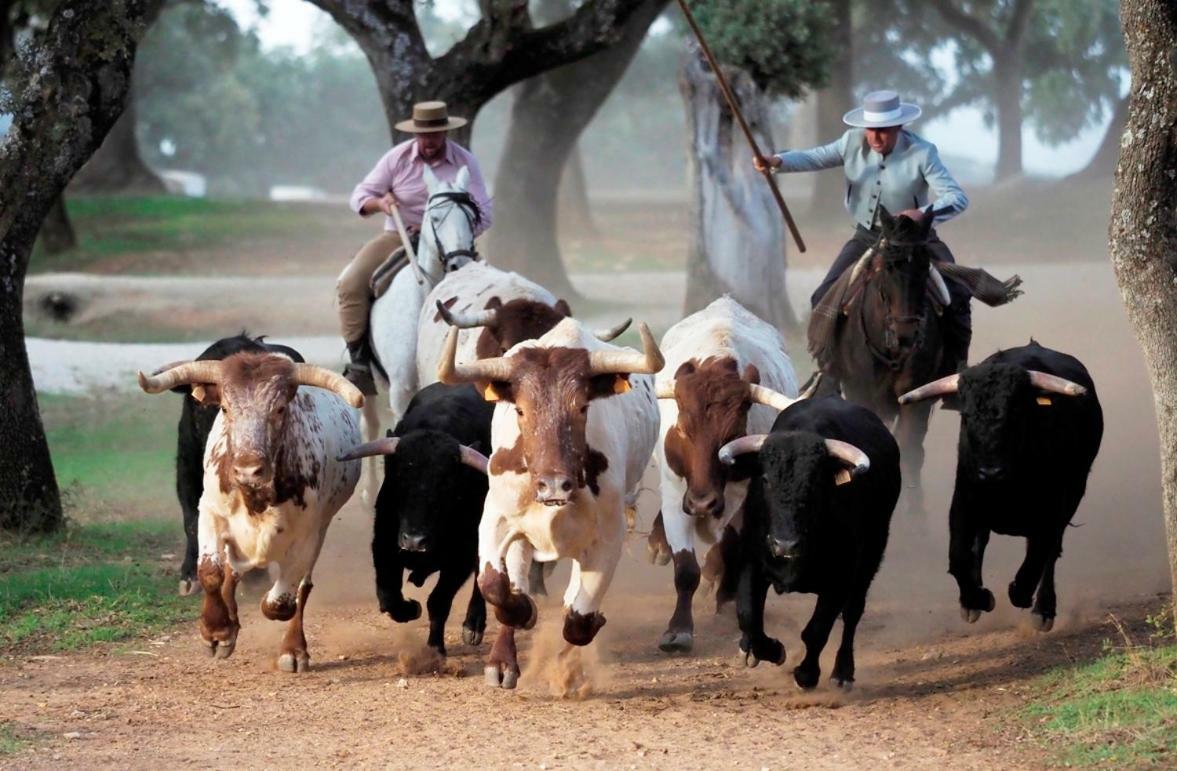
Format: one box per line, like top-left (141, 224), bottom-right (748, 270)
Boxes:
top-left (6, 190), bottom-right (1172, 768)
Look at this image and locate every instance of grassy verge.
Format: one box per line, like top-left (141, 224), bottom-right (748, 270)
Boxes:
top-left (0, 520), bottom-right (188, 655)
top-left (1022, 614), bottom-right (1177, 766)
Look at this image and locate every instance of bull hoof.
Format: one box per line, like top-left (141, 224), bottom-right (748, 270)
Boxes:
top-left (563, 609), bottom-right (606, 646)
top-left (494, 593), bottom-right (538, 630)
top-left (960, 607), bottom-right (981, 623)
top-left (1008, 581), bottom-right (1034, 609)
top-left (739, 637), bottom-right (784, 668)
top-left (1030, 612), bottom-right (1054, 633)
top-left (387, 599), bottom-right (423, 623)
top-left (646, 540), bottom-right (672, 566)
top-left (831, 675), bottom-right (854, 691)
top-left (658, 630), bottom-right (693, 654)
top-left (462, 624), bottom-right (484, 646)
top-left (278, 652), bottom-right (310, 673)
top-left (178, 578), bottom-right (201, 597)
top-left (483, 664), bottom-right (519, 689)
top-left (793, 665), bottom-right (820, 691)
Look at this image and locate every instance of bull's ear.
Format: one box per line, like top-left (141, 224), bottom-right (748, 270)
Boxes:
top-left (484, 296), bottom-right (503, 311)
top-left (554, 299), bottom-right (572, 317)
top-left (743, 363), bottom-right (761, 385)
top-left (478, 380), bottom-right (514, 403)
top-left (674, 361), bottom-right (697, 379)
top-left (589, 373), bottom-right (631, 400)
top-left (190, 383), bottom-right (221, 407)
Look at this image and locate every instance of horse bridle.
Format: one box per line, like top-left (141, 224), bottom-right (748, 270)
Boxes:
top-left (424, 191), bottom-right (481, 271)
top-left (863, 237), bottom-right (932, 370)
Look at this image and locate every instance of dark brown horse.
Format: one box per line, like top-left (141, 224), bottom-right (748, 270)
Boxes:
top-left (817, 209), bottom-right (948, 512)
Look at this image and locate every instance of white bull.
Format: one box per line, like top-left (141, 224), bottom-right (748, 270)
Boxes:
top-left (650, 296), bottom-right (799, 652)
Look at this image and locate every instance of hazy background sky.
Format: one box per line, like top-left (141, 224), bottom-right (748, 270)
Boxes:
top-left (216, 0), bottom-right (1108, 177)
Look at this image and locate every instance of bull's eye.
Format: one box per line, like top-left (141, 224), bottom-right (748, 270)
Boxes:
top-left (220, 406), bottom-right (228, 415)
top-left (515, 407), bottom-right (524, 417)
top-left (579, 405), bottom-right (588, 415)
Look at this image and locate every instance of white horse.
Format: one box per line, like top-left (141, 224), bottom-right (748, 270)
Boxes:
top-left (363, 165), bottom-right (483, 498)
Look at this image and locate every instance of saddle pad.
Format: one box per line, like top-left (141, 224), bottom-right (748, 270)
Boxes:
top-left (370, 247), bottom-right (409, 300)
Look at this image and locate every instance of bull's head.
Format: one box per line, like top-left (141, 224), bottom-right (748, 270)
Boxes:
top-left (438, 298), bottom-right (631, 360)
top-left (337, 431), bottom-right (488, 553)
top-left (656, 357), bottom-right (798, 519)
top-left (719, 432), bottom-right (869, 582)
top-left (139, 353), bottom-right (363, 510)
top-left (437, 321), bottom-right (663, 507)
top-left (899, 365), bottom-right (1086, 483)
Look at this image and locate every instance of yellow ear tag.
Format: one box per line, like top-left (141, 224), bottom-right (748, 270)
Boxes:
top-left (1037, 396), bottom-right (1053, 406)
top-left (613, 375), bottom-right (632, 395)
top-left (835, 469), bottom-right (852, 486)
top-left (482, 384), bottom-right (500, 402)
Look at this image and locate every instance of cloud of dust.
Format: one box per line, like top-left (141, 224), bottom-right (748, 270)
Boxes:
top-left (519, 617), bottom-right (611, 699)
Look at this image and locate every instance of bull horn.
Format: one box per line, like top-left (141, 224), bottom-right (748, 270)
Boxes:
top-left (929, 264), bottom-right (951, 306)
top-left (459, 445), bottom-right (489, 474)
top-left (593, 318), bottom-right (632, 342)
top-left (748, 384), bottom-right (800, 412)
top-left (437, 326), bottom-right (515, 384)
top-left (337, 437), bottom-right (400, 461)
top-left (437, 299), bottom-right (498, 330)
top-left (655, 380), bottom-right (676, 400)
top-left (848, 245), bottom-right (877, 285)
top-left (151, 359), bottom-right (193, 376)
top-left (824, 439), bottom-right (870, 476)
top-left (718, 434), bottom-right (767, 465)
top-left (294, 364), bottom-right (364, 408)
top-left (587, 322), bottom-right (664, 375)
top-left (1028, 371), bottom-right (1087, 397)
top-left (898, 374), bottom-right (961, 405)
top-left (138, 360), bottom-right (224, 394)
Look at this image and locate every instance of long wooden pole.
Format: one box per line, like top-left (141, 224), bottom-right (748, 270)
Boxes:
top-left (676, 0), bottom-right (806, 253)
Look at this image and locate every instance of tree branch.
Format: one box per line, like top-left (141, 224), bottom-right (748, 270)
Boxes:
top-left (304, 0), bottom-right (428, 65)
top-left (1005, 0), bottom-right (1036, 46)
top-left (929, 0), bottom-right (1000, 53)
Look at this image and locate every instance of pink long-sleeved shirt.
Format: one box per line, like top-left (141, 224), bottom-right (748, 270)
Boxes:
top-left (349, 139), bottom-right (493, 236)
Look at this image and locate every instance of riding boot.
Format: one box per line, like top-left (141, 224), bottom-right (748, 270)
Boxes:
top-left (938, 298), bottom-right (972, 411)
top-left (343, 338), bottom-right (378, 396)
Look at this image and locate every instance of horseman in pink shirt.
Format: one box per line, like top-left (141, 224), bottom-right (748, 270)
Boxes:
top-left (338, 101), bottom-right (493, 394)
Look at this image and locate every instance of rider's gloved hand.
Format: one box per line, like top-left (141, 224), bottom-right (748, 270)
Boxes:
top-left (753, 155), bottom-right (783, 174)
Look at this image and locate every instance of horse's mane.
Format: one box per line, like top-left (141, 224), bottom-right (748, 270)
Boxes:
top-left (428, 189), bottom-right (483, 231)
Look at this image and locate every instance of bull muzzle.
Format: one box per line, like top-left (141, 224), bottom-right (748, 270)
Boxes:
top-left (399, 532), bottom-right (429, 552)
top-left (767, 536), bottom-right (801, 560)
top-left (535, 473), bottom-right (575, 507)
top-left (683, 490), bottom-right (724, 519)
top-left (232, 451), bottom-right (272, 490)
top-left (975, 465), bottom-right (1006, 482)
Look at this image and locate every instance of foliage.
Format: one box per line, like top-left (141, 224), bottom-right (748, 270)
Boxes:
top-left (688, 0), bottom-right (833, 96)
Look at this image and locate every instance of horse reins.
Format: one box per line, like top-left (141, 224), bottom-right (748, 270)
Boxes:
top-left (858, 238), bottom-right (932, 371)
top-left (425, 191), bottom-right (482, 272)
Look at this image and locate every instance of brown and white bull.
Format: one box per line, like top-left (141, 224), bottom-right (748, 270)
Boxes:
top-left (138, 352), bottom-right (363, 673)
top-left (649, 296), bottom-right (799, 653)
top-left (437, 317), bottom-right (663, 688)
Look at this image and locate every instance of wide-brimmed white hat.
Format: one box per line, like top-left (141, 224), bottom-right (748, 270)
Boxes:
top-left (843, 90), bottom-right (921, 128)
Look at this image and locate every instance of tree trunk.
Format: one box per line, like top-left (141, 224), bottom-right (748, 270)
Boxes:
top-left (1108, 0), bottom-right (1177, 618)
top-left (992, 55), bottom-right (1024, 180)
top-left (487, 0), bottom-right (666, 301)
top-left (71, 88), bottom-right (167, 193)
top-left (812, 0), bottom-right (852, 212)
top-left (38, 196), bottom-right (76, 254)
top-left (559, 144), bottom-right (599, 238)
top-left (1072, 95), bottom-right (1130, 180)
top-left (680, 47), bottom-right (795, 332)
top-left (0, 0), bottom-right (159, 532)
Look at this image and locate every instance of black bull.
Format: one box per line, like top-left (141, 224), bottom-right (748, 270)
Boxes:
top-left (900, 340), bottom-right (1103, 631)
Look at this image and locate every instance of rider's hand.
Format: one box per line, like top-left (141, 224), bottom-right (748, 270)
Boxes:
top-left (378, 192), bottom-right (399, 216)
top-left (897, 207), bottom-right (929, 222)
top-left (754, 154), bottom-right (783, 174)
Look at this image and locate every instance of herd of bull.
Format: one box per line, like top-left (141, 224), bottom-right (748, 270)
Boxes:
top-left (136, 251), bottom-right (1104, 693)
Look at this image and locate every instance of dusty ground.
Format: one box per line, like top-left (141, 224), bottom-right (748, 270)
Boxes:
top-left (5, 181), bottom-right (1171, 768)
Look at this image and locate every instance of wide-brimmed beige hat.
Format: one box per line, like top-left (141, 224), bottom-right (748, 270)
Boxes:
top-left (395, 101), bottom-right (468, 134)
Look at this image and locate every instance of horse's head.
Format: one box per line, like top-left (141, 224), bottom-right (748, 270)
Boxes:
top-left (419, 165), bottom-right (483, 281)
top-left (873, 206), bottom-right (934, 352)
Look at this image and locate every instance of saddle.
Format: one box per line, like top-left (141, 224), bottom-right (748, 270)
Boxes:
top-left (369, 246), bottom-right (410, 300)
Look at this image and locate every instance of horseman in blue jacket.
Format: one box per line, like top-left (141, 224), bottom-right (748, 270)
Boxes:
top-left (756, 90), bottom-right (972, 377)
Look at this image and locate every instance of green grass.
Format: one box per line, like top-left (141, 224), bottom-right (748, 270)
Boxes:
top-left (0, 520), bottom-right (188, 654)
top-left (0, 723), bottom-right (29, 755)
top-left (1023, 636), bottom-right (1177, 766)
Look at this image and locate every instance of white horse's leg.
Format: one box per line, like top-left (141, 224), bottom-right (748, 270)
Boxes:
top-left (360, 396), bottom-right (382, 506)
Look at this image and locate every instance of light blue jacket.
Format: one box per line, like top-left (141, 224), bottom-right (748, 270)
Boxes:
top-left (775, 128), bottom-right (968, 230)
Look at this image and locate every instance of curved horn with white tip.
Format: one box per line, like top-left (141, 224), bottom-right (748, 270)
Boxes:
top-left (138, 360), bottom-right (225, 394)
top-left (586, 322), bottom-right (664, 375)
top-left (898, 374), bottom-right (961, 405)
top-left (1028, 371), bottom-right (1087, 396)
top-left (718, 434), bottom-right (767, 465)
top-left (293, 364), bottom-right (364, 408)
top-left (436, 299), bottom-right (499, 330)
top-left (655, 380), bottom-right (676, 400)
top-left (437, 326), bottom-right (515, 385)
top-left (459, 445), bottom-right (490, 474)
top-left (337, 437), bottom-right (400, 461)
top-left (593, 318), bottom-right (632, 342)
top-left (748, 384), bottom-right (801, 412)
top-left (824, 439), bottom-right (870, 476)
top-left (929, 264), bottom-right (951, 306)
